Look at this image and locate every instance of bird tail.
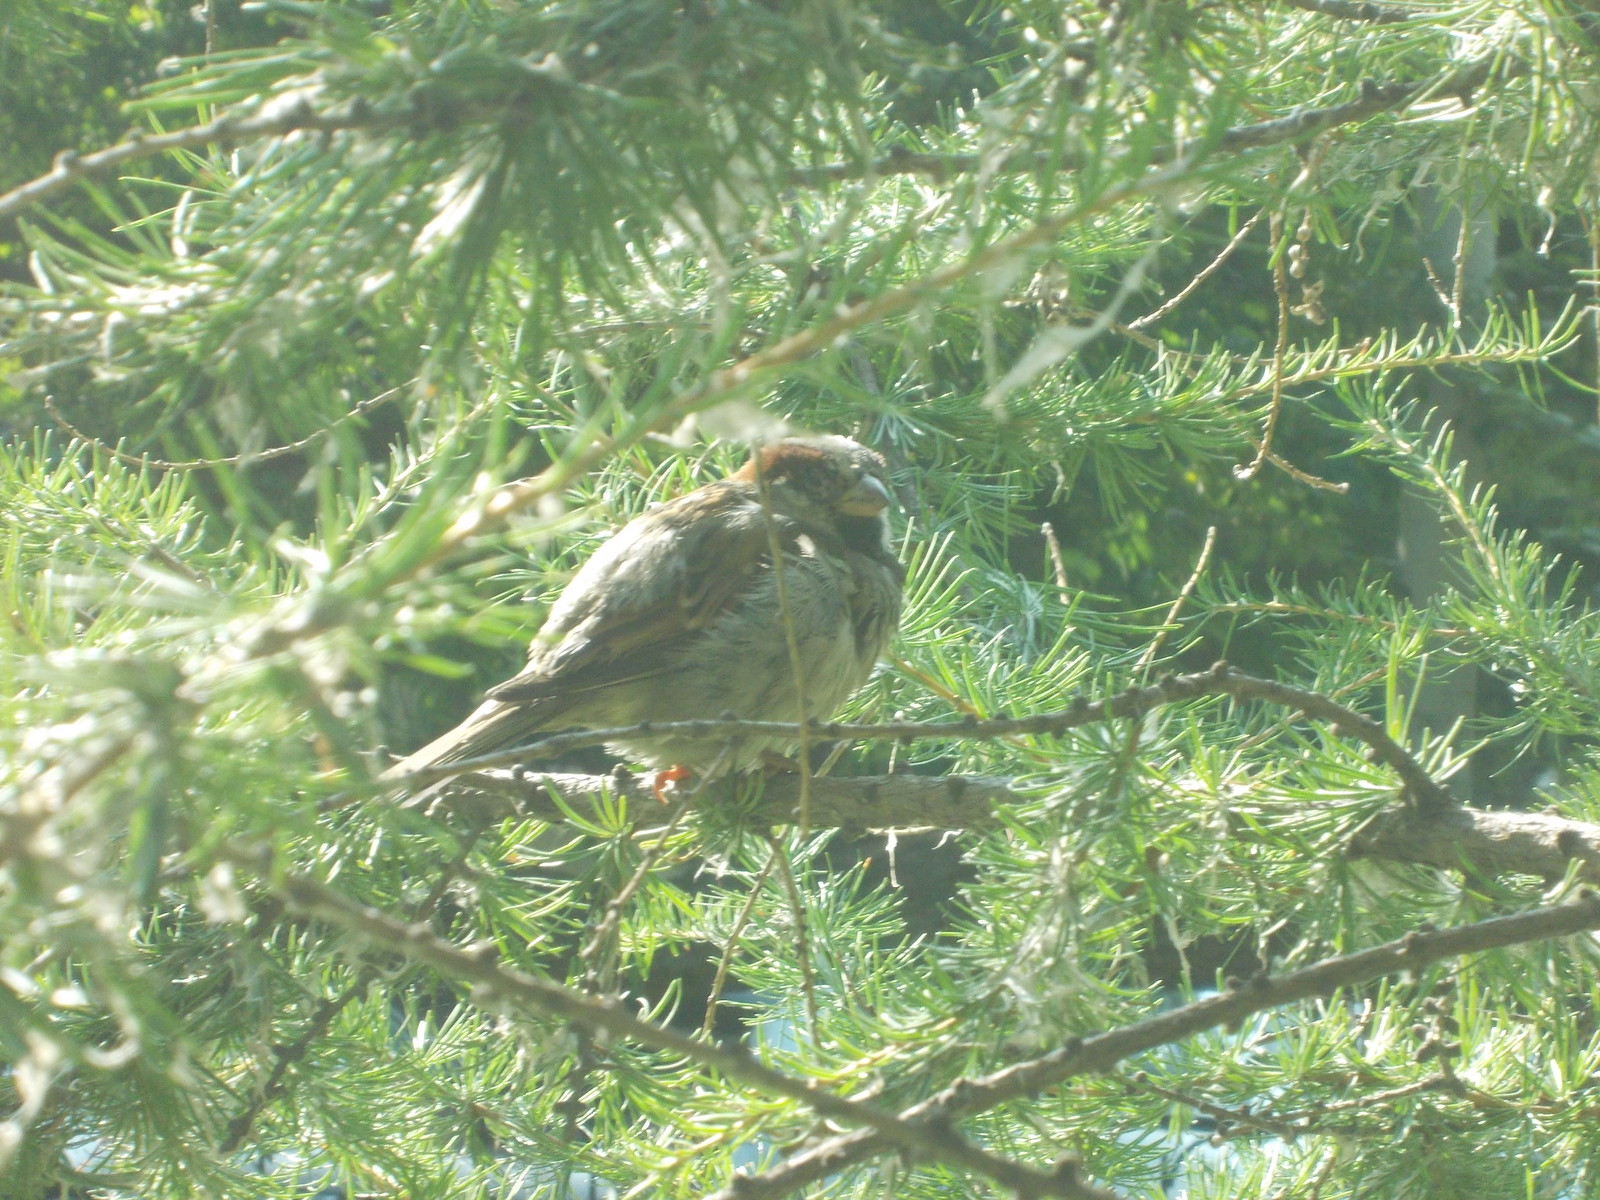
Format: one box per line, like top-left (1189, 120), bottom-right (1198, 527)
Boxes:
top-left (381, 698), bottom-right (554, 784)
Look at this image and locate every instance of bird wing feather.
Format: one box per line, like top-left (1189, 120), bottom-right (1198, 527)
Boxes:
top-left (486, 482), bottom-right (785, 702)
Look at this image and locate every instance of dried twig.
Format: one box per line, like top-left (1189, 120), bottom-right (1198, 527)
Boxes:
top-left (700, 855), bottom-right (778, 1039)
top-left (43, 386), bottom-right (404, 473)
top-left (765, 832), bottom-right (820, 1043)
top-left (1041, 521), bottom-right (1072, 606)
top-left (1136, 525), bottom-right (1217, 671)
top-left (1129, 212), bottom-right (1264, 331)
top-left (1236, 213), bottom-right (1294, 482)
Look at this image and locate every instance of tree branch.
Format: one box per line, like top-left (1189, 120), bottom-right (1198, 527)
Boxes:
top-left (421, 769), bottom-right (1017, 831)
top-left (245, 839), bottom-right (1600, 1199)
top-left (788, 51), bottom-right (1514, 186)
top-left (442, 765), bottom-right (1600, 892)
top-left (256, 848), bottom-right (1120, 1200)
top-left (3, 44), bottom-right (1515, 232)
top-left (387, 664), bottom-right (1456, 814)
top-left (710, 895), bottom-right (1600, 1200)
top-left (42, 385), bottom-right (404, 473)
top-left (1279, 0), bottom-right (1415, 23)
top-left (405, 655), bottom-right (1600, 893)
top-left (1352, 803), bottom-right (1600, 885)
top-left (0, 95), bottom-right (397, 225)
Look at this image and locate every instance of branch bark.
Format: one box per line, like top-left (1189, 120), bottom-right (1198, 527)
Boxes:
top-left (708, 895), bottom-right (1600, 1200)
top-left (1352, 803), bottom-right (1600, 885)
top-left (257, 846), bottom-right (1119, 1200)
top-left (2, 45), bottom-right (1519, 226)
top-left (444, 766), bottom-right (1600, 888)
top-left (428, 768), bottom-right (1017, 831)
top-left (245, 837), bottom-right (1600, 1200)
top-left (388, 664), bottom-right (1456, 813)
top-left (395, 663), bottom-right (1600, 888)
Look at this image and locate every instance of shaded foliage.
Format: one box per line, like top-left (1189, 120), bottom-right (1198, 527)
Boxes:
top-left (5, 1), bottom-right (1600, 1198)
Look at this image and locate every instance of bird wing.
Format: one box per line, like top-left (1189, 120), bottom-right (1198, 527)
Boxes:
top-left (486, 481), bottom-right (782, 703)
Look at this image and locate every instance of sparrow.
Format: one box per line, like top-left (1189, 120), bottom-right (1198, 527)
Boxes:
top-left (386, 435), bottom-right (903, 786)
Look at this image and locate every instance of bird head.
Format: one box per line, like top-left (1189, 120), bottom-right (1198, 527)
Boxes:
top-left (735, 435), bottom-right (896, 560)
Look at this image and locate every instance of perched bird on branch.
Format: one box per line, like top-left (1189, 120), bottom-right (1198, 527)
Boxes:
top-left (386, 435), bottom-right (903, 787)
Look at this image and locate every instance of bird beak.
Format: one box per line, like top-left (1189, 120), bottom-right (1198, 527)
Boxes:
top-left (839, 474), bottom-right (892, 517)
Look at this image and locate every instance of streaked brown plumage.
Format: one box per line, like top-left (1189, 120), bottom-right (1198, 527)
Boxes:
top-left (386, 435), bottom-right (903, 783)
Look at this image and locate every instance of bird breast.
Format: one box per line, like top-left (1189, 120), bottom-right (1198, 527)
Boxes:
top-left (596, 542), bottom-right (897, 772)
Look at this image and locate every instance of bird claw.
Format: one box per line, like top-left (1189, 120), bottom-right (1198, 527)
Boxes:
top-left (651, 765), bottom-right (693, 802)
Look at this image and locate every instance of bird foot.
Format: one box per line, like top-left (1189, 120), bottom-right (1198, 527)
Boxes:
top-left (651, 765), bottom-right (693, 802)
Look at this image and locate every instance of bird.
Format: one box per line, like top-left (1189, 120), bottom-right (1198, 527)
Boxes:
top-left (384, 434), bottom-right (903, 790)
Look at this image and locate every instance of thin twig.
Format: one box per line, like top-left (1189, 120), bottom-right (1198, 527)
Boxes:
top-left (1137, 525), bottom-right (1217, 671)
top-left (1236, 212), bottom-right (1293, 482)
top-left (1260, 449), bottom-right (1350, 493)
top-left (577, 791), bottom-right (700, 991)
top-left (1420, 255), bottom-right (1454, 313)
top-left (787, 51), bottom-right (1512, 188)
top-left (1129, 1071), bottom-right (1449, 1143)
top-left (1231, 663), bottom-right (1390, 753)
top-left (1451, 207), bottom-right (1472, 329)
top-left (43, 385), bottom-right (404, 472)
top-left (0, 97), bottom-right (398, 224)
top-left (219, 978), bottom-right (366, 1153)
top-left (1129, 212), bottom-right (1264, 331)
top-left (1288, 1074), bottom-right (1450, 1123)
top-left (1041, 521), bottom-right (1072, 605)
top-left (700, 855), bottom-right (779, 1038)
top-left (1128, 1074), bottom-right (1308, 1141)
top-left (765, 833), bottom-right (821, 1044)
top-left (753, 452), bottom-right (815, 835)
